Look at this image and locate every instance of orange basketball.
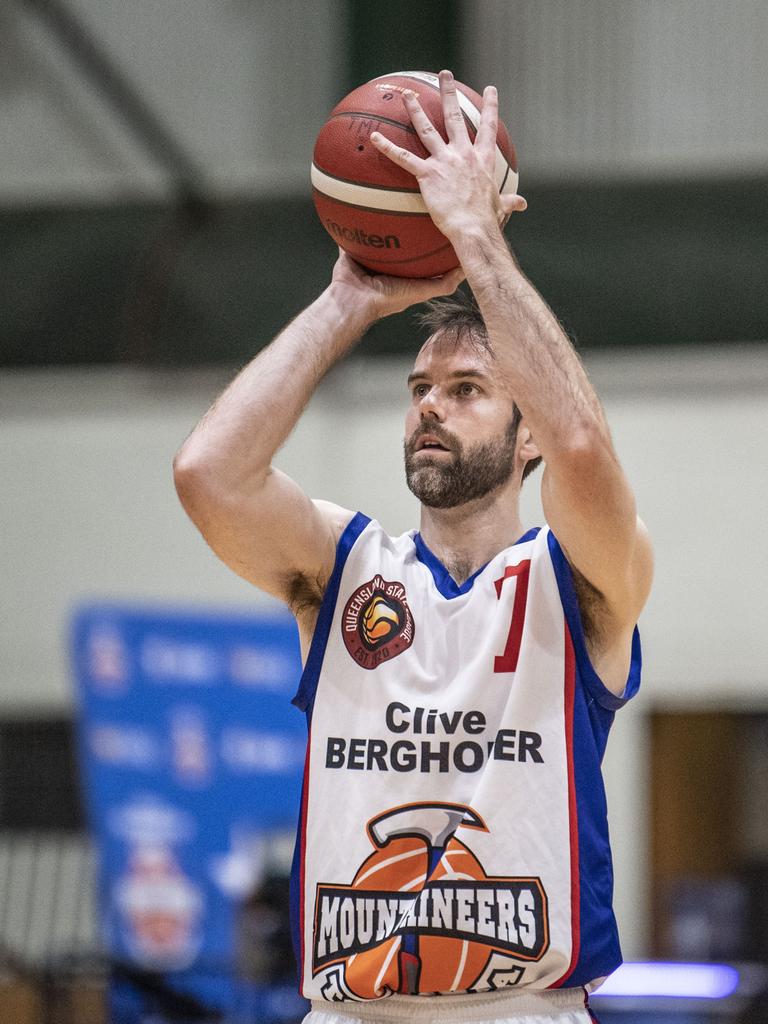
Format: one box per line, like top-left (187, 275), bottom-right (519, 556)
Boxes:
top-left (312, 71), bottom-right (518, 278)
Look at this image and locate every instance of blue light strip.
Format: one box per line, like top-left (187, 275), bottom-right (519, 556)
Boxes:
top-left (595, 962), bottom-right (740, 999)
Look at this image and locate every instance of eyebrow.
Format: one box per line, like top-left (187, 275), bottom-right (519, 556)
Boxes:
top-left (406, 368), bottom-right (490, 386)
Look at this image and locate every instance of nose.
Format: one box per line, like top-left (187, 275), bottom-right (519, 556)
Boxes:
top-left (418, 386), bottom-right (444, 422)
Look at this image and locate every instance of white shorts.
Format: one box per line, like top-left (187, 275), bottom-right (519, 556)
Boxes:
top-left (303, 987), bottom-right (596, 1024)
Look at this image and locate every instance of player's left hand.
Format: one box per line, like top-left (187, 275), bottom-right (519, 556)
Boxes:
top-left (369, 69), bottom-right (526, 242)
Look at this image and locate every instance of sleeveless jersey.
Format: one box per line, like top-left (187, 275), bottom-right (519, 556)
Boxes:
top-left (290, 514), bottom-right (641, 1005)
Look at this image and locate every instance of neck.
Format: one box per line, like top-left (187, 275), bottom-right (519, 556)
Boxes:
top-left (418, 481), bottom-right (525, 586)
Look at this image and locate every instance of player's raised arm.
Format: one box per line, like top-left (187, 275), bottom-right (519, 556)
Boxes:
top-left (371, 70), bottom-right (653, 690)
top-left (173, 252), bottom-right (464, 610)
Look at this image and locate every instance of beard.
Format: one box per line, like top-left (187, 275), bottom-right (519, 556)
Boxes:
top-left (404, 419), bottom-right (518, 509)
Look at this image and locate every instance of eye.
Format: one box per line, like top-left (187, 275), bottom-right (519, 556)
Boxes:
top-left (456, 381), bottom-right (479, 397)
top-left (412, 383), bottom-right (430, 399)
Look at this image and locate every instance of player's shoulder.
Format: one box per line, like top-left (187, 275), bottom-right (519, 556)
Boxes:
top-left (310, 504), bottom-right (426, 565)
top-left (310, 499), bottom-right (357, 544)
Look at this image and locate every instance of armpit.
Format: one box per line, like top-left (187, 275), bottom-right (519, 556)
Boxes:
top-left (285, 571), bottom-right (325, 618)
top-left (570, 564), bottom-right (609, 655)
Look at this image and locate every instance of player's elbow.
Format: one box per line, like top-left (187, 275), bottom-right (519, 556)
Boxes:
top-left (558, 421), bottom-right (615, 474)
top-left (173, 444), bottom-right (268, 526)
top-left (555, 425), bottom-right (630, 504)
top-left (173, 446), bottom-right (205, 514)
top-left (172, 444), bottom-right (228, 520)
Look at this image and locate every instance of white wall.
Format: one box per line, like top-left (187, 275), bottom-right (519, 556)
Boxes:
top-left (467, 0), bottom-right (768, 179)
top-left (1, 0), bottom-right (345, 204)
top-left (6, 0), bottom-right (768, 206)
top-left (2, 343), bottom-right (768, 957)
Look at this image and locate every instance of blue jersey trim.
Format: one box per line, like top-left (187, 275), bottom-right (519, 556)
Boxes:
top-left (547, 530), bottom-right (641, 713)
top-left (547, 528), bottom-right (641, 987)
top-left (413, 526), bottom-right (540, 600)
top-left (291, 511), bottom-right (371, 716)
top-left (290, 511), bottom-right (370, 984)
top-left (289, 745), bottom-right (308, 982)
top-left (566, 676), bottom-right (625, 986)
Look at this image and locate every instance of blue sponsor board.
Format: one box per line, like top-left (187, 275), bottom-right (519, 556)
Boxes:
top-left (71, 604), bottom-right (309, 1021)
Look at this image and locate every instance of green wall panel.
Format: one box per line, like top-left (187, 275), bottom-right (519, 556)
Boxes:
top-left (347, 0), bottom-right (462, 92)
top-left (2, 177), bottom-right (767, 367)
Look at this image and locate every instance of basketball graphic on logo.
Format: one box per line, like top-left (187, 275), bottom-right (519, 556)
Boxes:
top-left (418, 837), bottom-right (490, 993)
top-left (361, 595), bottom-right (402, 648)
top-left (312, 802), bottom-right (547, 999)
top-left (346, 835), bottom-right (491, 996)
top-left (345, 834), bottom-right (429, 999)
top-left (340, 803), bottom-right (492, 997)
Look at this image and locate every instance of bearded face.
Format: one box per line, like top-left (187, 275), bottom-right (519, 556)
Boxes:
top-left (404, 417), bottom-right (518, 509)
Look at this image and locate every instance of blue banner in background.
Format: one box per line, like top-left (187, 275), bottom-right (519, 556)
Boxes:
top-left (71, 603), bottom-right (309, 1022)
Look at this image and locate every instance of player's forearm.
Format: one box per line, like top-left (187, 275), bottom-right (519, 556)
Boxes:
top-left (174, 286), bottom-right (370, 495)
top-left (453, 224), bottom-right (610, 457)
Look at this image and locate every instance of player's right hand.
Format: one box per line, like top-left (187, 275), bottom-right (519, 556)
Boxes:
top-left (329, 249), bottom-right (466, 323)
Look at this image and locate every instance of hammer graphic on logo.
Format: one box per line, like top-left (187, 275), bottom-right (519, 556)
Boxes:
top-left (314, 802), bottom-right (546, 1000)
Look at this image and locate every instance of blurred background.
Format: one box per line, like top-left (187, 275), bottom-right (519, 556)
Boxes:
top-left (2, 0), bottom-right (768, 1021)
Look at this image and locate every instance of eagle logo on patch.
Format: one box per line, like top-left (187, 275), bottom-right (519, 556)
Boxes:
top-left (342, 575), bottom-right (414, 669)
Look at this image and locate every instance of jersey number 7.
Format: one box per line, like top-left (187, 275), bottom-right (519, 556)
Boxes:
top-left (493, 561), bottom-right (531, 673)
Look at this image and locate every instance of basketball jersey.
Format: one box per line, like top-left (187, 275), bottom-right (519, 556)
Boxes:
top-left (290, 514), bottom-right (641, 1004)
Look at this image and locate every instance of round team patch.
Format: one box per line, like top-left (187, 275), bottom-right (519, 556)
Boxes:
top-left (342, 574), bottom-right (415, 669)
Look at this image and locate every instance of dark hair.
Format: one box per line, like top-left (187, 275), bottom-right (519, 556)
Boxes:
top-left (416, 288), bottom-right (490, 351)
top-left (415, 288), bottom-right (543, 483)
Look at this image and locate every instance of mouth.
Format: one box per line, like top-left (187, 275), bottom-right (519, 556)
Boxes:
top-left (414, 434), bottom-right (451, 453)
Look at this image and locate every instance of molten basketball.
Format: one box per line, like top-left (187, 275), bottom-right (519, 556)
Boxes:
top-left (311, 71), bottom-right (518, 278)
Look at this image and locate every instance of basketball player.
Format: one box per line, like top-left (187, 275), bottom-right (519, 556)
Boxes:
top-left (174, 71), bottom-right (652, 1024)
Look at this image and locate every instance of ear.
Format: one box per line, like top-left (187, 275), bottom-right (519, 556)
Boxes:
top-left (515, 422), bottom-right (541, 466)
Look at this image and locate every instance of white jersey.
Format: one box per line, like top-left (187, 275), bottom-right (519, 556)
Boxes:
top-left (290, 514), bottom-right (640, 1006)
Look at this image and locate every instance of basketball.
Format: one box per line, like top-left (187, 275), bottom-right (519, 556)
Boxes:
top-left (311, 71), bottom-right (518, 278)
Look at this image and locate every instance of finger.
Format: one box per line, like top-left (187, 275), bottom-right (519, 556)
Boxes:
top-left (439, 69), bottom-right (468, 145)
top-left (475, 85), bottom-right (499, 165)
top-left (500, 193), bottom-right (528, 215)
top-left (410, 266), bottom-right (466, 303)
top-left (370, 130), bottom-right (427, 176)
top-left (441, 267), bottom-right (467, 292)
top-left (335, 248), bottom-right (366, 276)
top-left (402, 89), bottom-right (446, 155)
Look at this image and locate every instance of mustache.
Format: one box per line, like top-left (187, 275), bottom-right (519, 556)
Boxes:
top-left (405, 423), bottom-right (460, 454)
